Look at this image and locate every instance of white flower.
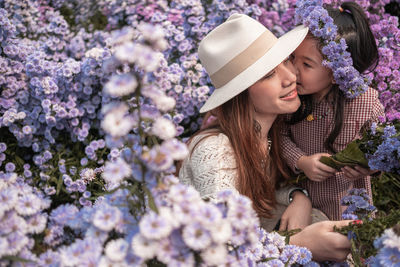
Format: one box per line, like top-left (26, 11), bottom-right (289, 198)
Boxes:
top-left (3, 212), bottom-right (28, 234)
top-left (0, 186), bottom-right (18, 212)
top-left (135, 45), bottom-right (163, 72)
top-left (201, 244), bottom-right (228, 266)
top-left (182, 222), bottom-right (212, 250)
top-left (105, 238), bottom-right (129, 262)
top-left (26, 213), bottom-right (47, 234)
top-left (154, 95), bottom-right (176, 112)
top-left (131, 234), bottom-right (159, 260)
top-left (104, 74), bottom-right (138, 97)
top-left (14, 193), bottom-right (41, 216)
top-left (263, 243), bottom-right (280, 258)
top-left (155, 238), bottom-right (175, 264)
top-left (139, 208), bottom-right (173, 240)
top-left (227, 205), bottom-right (253, 230)
top-left (0, 238), bottom-right (7, 257)
top-left (265, 232), bottom-right (286, 250)
top-left (80, 168), bottom-right (96, 182)
top-left (92, 204), bottom-right (122, 232)
top-left (161, 138), bottom-right (188, 161)
top-left (152, 117), bottom-right (176, 140)
top-left (85, 226), bottom-right (108, 244)
top-left (109, 27), bottom-right (136, 46)
top-left (210, 220), bottom-right (232, 244)
top-left (243, 242), bottom-right (264, 261)
top-left (382, 228), bottom-right (400, 249)
top-left (85, 47), bottom-right (107, 60)
top-left (142, 145), bottom-right (174, 172)
top-left (102, 158), bottom-right (132, 185)
top-left (101, 104), bottom-right (137, 137)
top-left (114, 42), bottom-right (137, 63)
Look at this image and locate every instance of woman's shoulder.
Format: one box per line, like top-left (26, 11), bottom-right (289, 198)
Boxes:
top-left (189, 131), bottom-right (231, 150)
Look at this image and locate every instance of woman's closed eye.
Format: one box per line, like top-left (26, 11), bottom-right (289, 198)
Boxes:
top-left (263, 70), bottom-right (275, 79)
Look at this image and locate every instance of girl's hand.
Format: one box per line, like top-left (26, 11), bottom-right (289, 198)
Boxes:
top-left (279, 191), bottom-right (312, 231)
top-left (297, 153), bottom-right (337, 182)
top-left (341, 165), bottom-right (379, 181)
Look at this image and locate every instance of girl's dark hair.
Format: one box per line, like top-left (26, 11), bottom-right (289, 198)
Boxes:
top-left (289, 1), bottom-right (378, 153)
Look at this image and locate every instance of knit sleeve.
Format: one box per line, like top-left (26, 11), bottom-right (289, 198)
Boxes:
top-left (280, 121), bottom-right (307, 173)
top-left (182, 133), bottom-right (239, 200)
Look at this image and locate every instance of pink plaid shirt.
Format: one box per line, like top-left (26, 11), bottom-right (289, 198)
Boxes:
top-left (280, 87), bottom-right (385, 220)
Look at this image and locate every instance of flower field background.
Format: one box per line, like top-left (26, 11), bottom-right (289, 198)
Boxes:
top-left (0, 0), bottom-right (399, 266)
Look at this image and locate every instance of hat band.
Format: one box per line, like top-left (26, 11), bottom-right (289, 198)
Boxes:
top-left (210, 30), bottom-right (277, 89)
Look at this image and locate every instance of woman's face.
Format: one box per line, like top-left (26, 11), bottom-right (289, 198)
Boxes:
top-left (248, 57), bottom-right (300, 117)
top-left (291, 37), bottom-right (334, 100)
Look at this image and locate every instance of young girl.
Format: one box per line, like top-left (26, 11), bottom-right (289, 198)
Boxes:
top-left (179, 14), bottom-right (352, 261)
top-left (281, 2), bottom-right (385, 221)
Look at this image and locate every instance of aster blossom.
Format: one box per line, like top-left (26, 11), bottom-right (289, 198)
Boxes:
top-left (295, 0), bottom-right (370, 98)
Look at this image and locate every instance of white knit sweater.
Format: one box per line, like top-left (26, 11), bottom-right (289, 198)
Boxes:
top-left (178, 133), bottom-right (295, 206)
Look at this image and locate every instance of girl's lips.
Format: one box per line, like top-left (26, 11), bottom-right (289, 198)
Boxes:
top-left (280, 89), bottom-right (298, 100)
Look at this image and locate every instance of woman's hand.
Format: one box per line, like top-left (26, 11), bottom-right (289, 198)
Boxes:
top-left (279, 191), bottom-right (312, 231)
top-left (290, 220), bottom-right (352, 262)
top-left (297, 153), bottom-right (337, 182)
top-left (341, 165), bottom-right (379, 181)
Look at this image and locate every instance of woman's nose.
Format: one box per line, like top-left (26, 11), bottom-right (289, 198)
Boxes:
top-left (281, 64), bottom-right (296, 87)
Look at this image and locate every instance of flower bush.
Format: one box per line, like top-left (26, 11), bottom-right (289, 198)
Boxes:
top-left (0, 0), bottom-right (399, 266)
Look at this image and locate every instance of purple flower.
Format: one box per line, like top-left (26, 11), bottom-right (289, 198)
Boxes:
top-left (92, 204), bottom-right (122, 232)
top-left (295, 0), bottom-right (369, 98)
top-left (182, 221), bottom-right (212, 250)
top-left (5, 162), bottom-right (15, 172)
top-left (50, 204), bottom-right (79, 225)
top-left (14, 193), bottom-right (42, 216)
top-left (102, 158), bottom-right (132, 185)
top-left (0, 142), bottom-right (6, 152)
top-left (139, 208), bottom-right (173, 240)
top-left (105, 238), bottom-right (129, 262)
top-left (376, 247), bottom-right (400, 266)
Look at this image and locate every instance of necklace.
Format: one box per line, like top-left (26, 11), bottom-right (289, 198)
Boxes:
top-left (267, 137), bottom-right (272, 151)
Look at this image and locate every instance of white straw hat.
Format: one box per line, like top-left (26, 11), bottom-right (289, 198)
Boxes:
top-left (198, 14), bottom-right (308, 113)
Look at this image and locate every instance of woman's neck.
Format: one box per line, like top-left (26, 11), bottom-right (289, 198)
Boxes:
top-left (254, 114), bottom-right (276, 140)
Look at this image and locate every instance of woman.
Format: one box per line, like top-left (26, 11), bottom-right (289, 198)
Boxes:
top-left (179, 13), bottom-right (351, 261)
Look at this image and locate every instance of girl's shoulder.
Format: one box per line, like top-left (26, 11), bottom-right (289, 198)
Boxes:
top-left (344, 87), bottom-right (382, 119)
top-left (345, 87), bottom-right (379, 105)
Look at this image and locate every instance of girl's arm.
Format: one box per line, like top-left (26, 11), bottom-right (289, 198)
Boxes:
top-left (280, 122), bottom-right (307, 173)
top-left (280, 122), bottom-right (336, 181)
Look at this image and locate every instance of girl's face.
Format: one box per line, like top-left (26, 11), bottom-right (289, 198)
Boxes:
top-left (248, 57), bottom-right (300, 118)
top-left (291, 37), bottom-right (334, 100)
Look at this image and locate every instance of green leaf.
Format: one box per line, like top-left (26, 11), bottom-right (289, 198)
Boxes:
top-left (56, 174), bottom-right (63, 195)
top-left (319, 156), bottom-right (349, 170)
top-left (2, 255), bottom-right (35, 263)
top-left (335, 141), bottom-right (368, 167)
top-left (319, 140), bottom-right (369, 170)
top-left (144, 187), bottom-right (158, 213)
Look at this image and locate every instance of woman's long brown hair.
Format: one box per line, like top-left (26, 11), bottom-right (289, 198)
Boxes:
top-left (184, 90), bottom-right (290, 218)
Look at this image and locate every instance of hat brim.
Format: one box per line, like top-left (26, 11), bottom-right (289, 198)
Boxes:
top-left (199, 25), bottom-right (308, 113)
